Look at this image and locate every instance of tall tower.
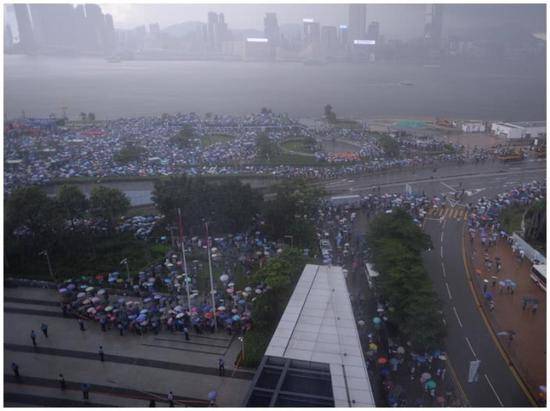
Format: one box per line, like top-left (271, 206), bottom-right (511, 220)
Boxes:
top-left (13, 4), bottom-right (35, 53)
top-left (348, 4), bottom-right (366, 42)
top-left (424, 4), bottom-right (443, 48)
top-left (264, 12), bottom-right (280, 46)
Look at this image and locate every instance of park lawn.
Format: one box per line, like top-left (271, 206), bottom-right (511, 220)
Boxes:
top-left (280, 139), bottom-right (316, 154)
top-left (200, 133), bottom-right (234, 147)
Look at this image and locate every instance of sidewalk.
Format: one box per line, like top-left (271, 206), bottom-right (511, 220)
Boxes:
top-left (465, 233), bottom-right (546, 404)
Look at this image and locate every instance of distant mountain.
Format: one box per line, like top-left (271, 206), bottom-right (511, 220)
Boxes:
top-left (162, 21), bottom-right (205, 38)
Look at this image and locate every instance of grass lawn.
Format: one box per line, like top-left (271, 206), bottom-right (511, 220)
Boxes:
top-left (280, 139), bottom-right (316, 154)
top-left (200, 133), bottom-right (234, 147)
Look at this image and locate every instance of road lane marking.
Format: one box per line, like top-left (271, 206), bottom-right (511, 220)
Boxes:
top-left (465, 337), bottom-right (478, 359)
top-left (453, 307), bottom-right (463, 327)
top-left (440, 231), bottom-right (444, 243)
top-left (440, 246), bottom-right (444, 259)
top-left (484, 374), bottom-right (504, 407)
top-left (441, 181), bottom-right (455, 189)
top-left (445, 282), bottom-right (453, 299)
top-left (441, 263), bottom-right (446, 277)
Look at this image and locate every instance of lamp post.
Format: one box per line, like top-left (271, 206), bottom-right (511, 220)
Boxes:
top-left (120, 258), bottom-right (130, 284)
top-left (205, 221), bottom-right (217, 331)
top-left (39, 250), bottom-right (55, 281)
top-left (238, 336), bottom-right (245, 361)
top-left (177, 209), bottom-right (191, 312)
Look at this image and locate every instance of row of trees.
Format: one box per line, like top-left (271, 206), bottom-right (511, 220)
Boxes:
top-left (5, 185), bottom-right (132, 278)
top-left (366, 209), bottom-right (445, 350)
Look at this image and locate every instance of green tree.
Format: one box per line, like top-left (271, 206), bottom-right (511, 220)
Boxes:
top-left (377, 134), bottom-right (400, 158)
top-left (89, 186), bottom-right (130, 230)
top-left (56, 184), bottom-right (89, 228)
top-left (114, 143), bottom-right (147, 164)
top-left (524, 200), bottom-right (546, 245)
top-left (324, 104), bottom-right (337, 123)
top-left (170, 124), bottom-right (195, 148)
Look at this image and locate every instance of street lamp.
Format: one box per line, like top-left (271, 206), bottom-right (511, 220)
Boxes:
top-left (120, 258), bottom-right (131, 284)
top-left (39, 250), bottom-right (55, 281)
top-left (238, 336), bottom-right (245, 361)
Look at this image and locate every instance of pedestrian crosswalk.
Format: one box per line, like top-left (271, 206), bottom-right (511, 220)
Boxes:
top-left (428, 207), bottom-right (468, 221)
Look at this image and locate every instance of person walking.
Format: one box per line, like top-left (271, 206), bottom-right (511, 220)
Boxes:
top-left (81, 383), bottom-right (90, 400)
top-left (11, 362), bottom-right (20, 379)
top-left (168, 391), bottom-right (175, 407)
top-left (218, 357), bottom-right (225, 377)
top-left (41, 323), bottom-right (49, 338)
top-left (78, 318), bottom-right (86, 331)
top-left (30, 330), bottom-right (37, 346)
top-left (522, 297), bottom-right (529, 311)
top-left (149, 399), bottom-right (156, 407)
top-left (183, 326), bottom-right (190, 341)
top-left (118, 323), bottom-right (124, 336)
top-left (532, 303), bottom-right (539, 314)
top-left (59, 374), bottom-right (66, 390)
top-left (99, 346), bottom-right (104, 362)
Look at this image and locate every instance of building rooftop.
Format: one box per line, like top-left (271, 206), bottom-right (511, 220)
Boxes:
top-left (495, 121), bottom-right (546, 129)
top-left (244, 264), bottom-right (375, 407)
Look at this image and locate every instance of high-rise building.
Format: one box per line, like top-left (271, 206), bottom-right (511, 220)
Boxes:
top-left (29, 4), bottom-right (76, 50)
top-left (85, 4), bottom-right (106, 52)
top-left (424, 4), bottom-right (443, 48)
top-left (13, 4), bottom-right (35, 53)
top-left (104, 13), bottom-right (116, 53)
top-left (338, 24), bottom-right (348, 46)
top-left (5, 24), bottom-right (14, 50)
top-left (149, 23), bottom-right (160, 37)
top-left (207, 12), bottom-right (218, 44)
top-left (367, 21), bottom-right (379, 42)
top-left (321, 25), bottom-right (338, 52)
top-left (74, 5), bottom-right (88, 50)
top-left (264, 12), bottom-right (280, 46)
top-left (303, 19), bottom-right (320, 46)
top-left (348, 4), bottom-right (366, 42)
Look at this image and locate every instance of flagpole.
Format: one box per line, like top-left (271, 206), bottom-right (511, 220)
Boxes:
top-left (177, 208), bottom-right (192, 312)
top-left (205, 222), bottom-right (217, 331)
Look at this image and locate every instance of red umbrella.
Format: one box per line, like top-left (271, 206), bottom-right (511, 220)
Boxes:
top-left (204, 312), bottom-right (213, 319)
top-left (378, 356), bottom-right (388, 365)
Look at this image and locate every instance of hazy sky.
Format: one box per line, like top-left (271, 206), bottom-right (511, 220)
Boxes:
top-left (5, 3), bottom-right (546, 40)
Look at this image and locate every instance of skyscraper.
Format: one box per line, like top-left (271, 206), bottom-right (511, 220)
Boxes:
top-left (264, 12), bottom-right (280, 46)
top-left (424, 4), bottom-right (443, 48)
top-left (85, 4), bottom-right (106, 52)
top-left (367, 21), bottom-right (379, 42)
top-left (207, 12), bottom-right (218, 45)
top-left (104, 13), bottom-right (116, 53)
top-left (348, 4), bottom-right (366, 42)
top-left (321, 26), bottom-right (338, 51)
top-left (338, 25), bottom-right (348, 47)
top-left (13, 4), bottom-right (35, 53)
top-left (29, 4), bottom-right (76, 50)
top-left (303, 19), bottom-right (320, 46)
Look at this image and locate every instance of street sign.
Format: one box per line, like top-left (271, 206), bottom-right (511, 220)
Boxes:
top-left (468, 360), bottom-right (481, 383)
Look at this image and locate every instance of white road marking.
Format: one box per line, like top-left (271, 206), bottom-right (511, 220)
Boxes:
top-left (440, 181), bottom-right (456, 192)
top-left (453, 307), bottom-right (463, 328)
top-left (484, 374), bottom-right (504, 407)
top-left (445, 282), bottom-right (453, 299)
top-left (441, 263), bottom-right (446, 277)
top-left (440, 231), bottom-right (444, 243)
top-left (465, 337), bottom-right (478, 359)
top-left (440, 246), bottom-right (444, 259)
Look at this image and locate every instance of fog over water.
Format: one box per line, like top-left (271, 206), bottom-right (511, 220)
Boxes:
top-left (4, 55), bottom-right (546, 121)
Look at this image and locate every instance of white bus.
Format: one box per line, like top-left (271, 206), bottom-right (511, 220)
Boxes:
top-left (531, 264), bottom-right (546, 292)
top-left (365, 262), bottom-right (380, 289)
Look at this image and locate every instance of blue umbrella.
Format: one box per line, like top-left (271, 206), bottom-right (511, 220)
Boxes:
top-left (225, 318), bottom-right (233, 324)
top-left (238, 299), bottom-right (246, 305)
top-left (380, 366), bottom-right (390, 377)
top-left (373, 317), bottom-right (382, 325)
top-left (484, 291), bottom-right (493, 300)
top-left (416, 355), bottom-right (427, 363)
top-left (232, 315), bottom-right (241, 322)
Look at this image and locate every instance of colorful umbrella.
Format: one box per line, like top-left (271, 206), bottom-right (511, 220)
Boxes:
top-left (377, 356), bottom-right (388, 364)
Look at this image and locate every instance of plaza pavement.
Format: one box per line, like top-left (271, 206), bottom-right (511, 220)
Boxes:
top-left (4, 287), bottom-right (254, 407)
top-left (466, 234), bottom-right (546, 404)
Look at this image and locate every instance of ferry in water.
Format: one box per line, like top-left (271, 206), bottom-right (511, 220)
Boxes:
top-left (399, 81), bottom-right (414, 86)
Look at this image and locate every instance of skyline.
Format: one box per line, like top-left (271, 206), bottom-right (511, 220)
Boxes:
top-left (5, 3), bottom-right (546, 42)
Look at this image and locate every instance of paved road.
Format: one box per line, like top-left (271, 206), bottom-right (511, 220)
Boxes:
top-left (423, 216), bottom-right (531, 406)
top-left (322, 160), bottom-right (545, 200)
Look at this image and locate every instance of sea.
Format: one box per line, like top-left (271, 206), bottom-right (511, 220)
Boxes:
top-left (4, 55), bottom-right (546, 121)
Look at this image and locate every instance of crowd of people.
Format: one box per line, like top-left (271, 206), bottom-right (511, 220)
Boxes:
top-left (5, 111), bottom-right (496, 194)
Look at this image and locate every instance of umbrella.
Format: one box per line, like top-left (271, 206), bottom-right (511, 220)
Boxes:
top-left (59, 288), bottom-right (68, 294)
top-left (232, 315), bottom-right (241, 321)
top-left (498, 280), bottom-right (506, 287)
top-left (67, 284), bottom-right (76, 290)
top-left (176, 313), bottom-right (184, 319)
top-left (397, 346), bottom-right (405, 354)
top-left (416, 355), bottom-right (427, 363)
top-left (377, 356), bottom-right (388, 365)
top-left (143, 298), bottom-right (152, 304)
top-left (174, 305), bottom-right (183, 312)
top-left (226, 288), bottom-right (234, 294)
top-left (475, 269), bottom-right (482, 275)
top-left (244, 286), bottom-right (252, 293)
top-left (425, 379), bottom-right (437, 390)
top-left (368, 343), bottom-right (378, 351)
top-left (358, 320), bottom-right (366, 326)
top-left (82, 299), bottom-right (91, 305)
top-left (372, 317), bottom-right (382, 325)
top-left (255, 289), bottom-right (262, 294)
top-left (140, 309), bottom-right (149, 314)
top-left (204, 312), bottom-right (213, 319)
top-left (105, 306), bottom-right (113, 312)
top-left (438, 354), bottom-right (447, 361)
top-left (380, 366), bottom-right (390, 377)
top-left (208, 391), bottom-right (217, 401)
top-left (484, 291), bottom-right (493, 300)
top-left (97, 289), bottom-right (106, 296)
top-left (87, 307), bottom-right (96, 314)
top-left (231, 308), bottom-right (238, 314)
top-left (241, 292), bottom-right (249, 298)
top-left (238, 299), bottom-right (246, 305)
top-left (85, 287), bottom-right (94, 293)
top-left (389, 357), bottom-right (400, 365)
top-left (228, 282), bottom-right (235, 288)
top-left (77, 292), bottom-right (86, 299)
top-left (421, 372), bottom-right (431, 381)
top-left (217, 306), bottom-right (226, 311)
top-left (220, 274), bottom-right (229, 282)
